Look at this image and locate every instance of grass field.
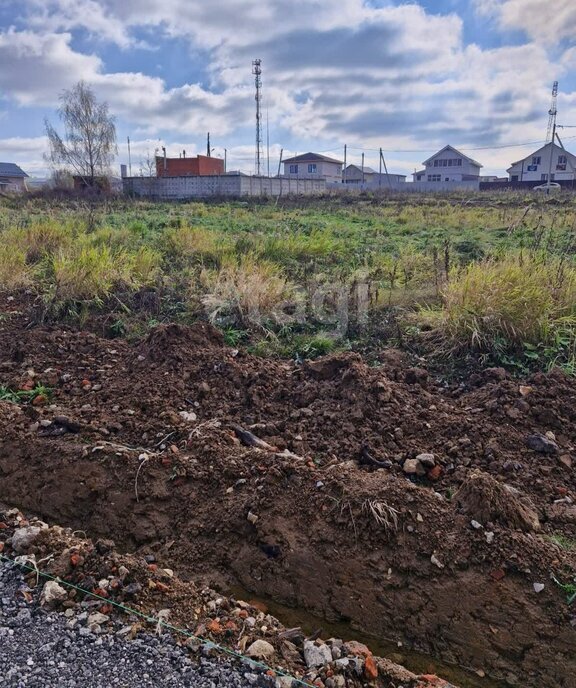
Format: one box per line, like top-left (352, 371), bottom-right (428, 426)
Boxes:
top-left (1, 191), bottom-right (576, 374)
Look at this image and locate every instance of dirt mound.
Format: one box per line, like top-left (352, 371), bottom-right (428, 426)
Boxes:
top-left (454, 470), bottom-right (541, 532)
top-left (139, 322), bottom-right (224, 362)
top-left (0, 296), bottom-right (575, 687)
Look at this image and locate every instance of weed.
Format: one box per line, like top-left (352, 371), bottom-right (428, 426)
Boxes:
top-left (222, 327), bottom-right (248, 347)
top-left (0, 384), bottom-right (52, 404)
top-left (546, 534), bottom-right (576, 551)
top-left (200, 255), bottom-right (297, 329)
top-left (552, 574), bottom-right (576, 605)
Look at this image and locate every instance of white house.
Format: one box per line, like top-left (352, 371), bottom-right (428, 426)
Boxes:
top-left (282, 152), bottom-right (343, 184)
top-left (343, 165), bottom-right (406, 186)
top-left (507, 142), bottom-right (576, 182)
top-left (0, 162), bottom-right (28, 193)
top-left (412, 145), bottom-right (482, 183)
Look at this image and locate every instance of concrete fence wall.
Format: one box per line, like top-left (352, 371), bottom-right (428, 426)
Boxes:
top-left (407, 180), bottom-right (480, 192)
top-left (479, 179), bottom-right (576, 191)
top-left (123, 175), bottom-right (327, 199)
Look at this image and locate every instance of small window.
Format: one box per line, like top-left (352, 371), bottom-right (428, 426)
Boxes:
top-left (532, 156), bottom-right (541, 165)
top-left (289, 164), bottom-right (298, 174)
top-left (511, 175), bottom-right (519, 182)
top-left (558, 155), bottom-right (567, 164)
top-left (427, 174), bottom-right (441, 182)
top-left (457, 159), bottom-right (462, 166)
top-left (433, 160), bottom-right (439, 167)
top-left (308, 164), bottom-right (317, 173)
top-left (541, 173), bottom-right (548, 181)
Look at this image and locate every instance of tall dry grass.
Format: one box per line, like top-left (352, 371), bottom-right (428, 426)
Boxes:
top-left (200, 255), bottom-right (297, 329)
top-left (436, 254), bottom-right (576, 351)
top-left (0, 246), bottom-right (32, 290)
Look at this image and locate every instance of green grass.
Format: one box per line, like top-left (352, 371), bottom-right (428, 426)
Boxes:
top-left (1, 192), bottom-right (576, 371)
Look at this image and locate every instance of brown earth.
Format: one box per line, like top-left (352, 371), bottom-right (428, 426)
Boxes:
top-left (0, 294), bottom-right (575, 687)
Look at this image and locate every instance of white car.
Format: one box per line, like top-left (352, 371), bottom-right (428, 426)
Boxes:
top-left (533, 182), bottom-right (561, 191)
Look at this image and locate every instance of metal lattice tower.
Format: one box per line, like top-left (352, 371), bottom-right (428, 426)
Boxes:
top-left (252, 59), bottom-right (263, 175)
top-left (546, 80), bottom-right (559, 143)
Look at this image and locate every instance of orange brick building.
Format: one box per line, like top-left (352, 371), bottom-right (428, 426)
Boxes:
top-left (156, 155), bottom-right (224, 177)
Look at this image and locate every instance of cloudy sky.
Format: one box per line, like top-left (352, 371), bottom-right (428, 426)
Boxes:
top-left (2, 0), bottom-right (576, 178)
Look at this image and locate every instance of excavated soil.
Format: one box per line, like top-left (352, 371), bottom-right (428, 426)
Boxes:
top-left (1, 295), bottom-right (575, 687)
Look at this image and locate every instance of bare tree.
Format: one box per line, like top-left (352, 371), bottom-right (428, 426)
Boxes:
top-left (139, 148), bottom-right (159, 177)
top-left (45, 81), bottom-right (117, 187)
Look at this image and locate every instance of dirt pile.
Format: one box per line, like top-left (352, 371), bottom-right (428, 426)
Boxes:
top-left (0, 295), bottom-right (575, 687)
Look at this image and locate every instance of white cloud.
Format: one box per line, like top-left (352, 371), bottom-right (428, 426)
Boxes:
top-left (474, 0), bottom-right (576, 45)
top-left (0, 29), bottom-right (101, 105)
top-left (0, 136), bottom-right (49, 176)
top-left (3, 1), bottom-right (576, 176)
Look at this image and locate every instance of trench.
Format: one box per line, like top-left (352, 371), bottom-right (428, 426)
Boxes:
top-left (228, 585), bottom-right (505, 688)
top-left (1, 440), bottom-right (575, 688)
top-left (1, 493), bottom-right (504, 688)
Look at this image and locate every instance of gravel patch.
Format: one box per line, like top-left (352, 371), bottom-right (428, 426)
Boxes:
top-left (0, 561), bottom-right (274, 687)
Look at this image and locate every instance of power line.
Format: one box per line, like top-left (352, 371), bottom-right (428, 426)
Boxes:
top-left (336, 136), bottom-right (576, 155)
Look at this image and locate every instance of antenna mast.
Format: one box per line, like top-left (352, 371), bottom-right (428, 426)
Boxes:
top-left (252, 59), bottom-right (263, 175)
top-left (546, 80), bottom-right (558, 143)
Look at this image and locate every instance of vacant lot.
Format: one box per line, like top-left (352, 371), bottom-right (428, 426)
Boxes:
top-left (0, 192), bottom-right (575, 688)
top-left (1, 191), bottom-right (576, 371)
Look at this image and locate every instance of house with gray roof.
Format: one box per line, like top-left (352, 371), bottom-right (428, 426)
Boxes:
top-left (282, 152), bottom-right (343, 184)
top-left (0, 163), bottom-right (29, 193)
top-left (412, 145), bottom-right (482, 183)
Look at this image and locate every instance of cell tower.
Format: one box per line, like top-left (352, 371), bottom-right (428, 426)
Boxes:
top-left (546, 80), bottom-right (558, 143)
top-left (252, 59), bottom-right (263, 175)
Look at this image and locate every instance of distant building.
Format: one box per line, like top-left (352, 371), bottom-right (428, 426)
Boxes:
top-left (282, 152), bottom-right (343, 184)
top-left (156, 154), bottom-right (224, 177)
top-left (343, 164), bottom-right (406, 186)
top-left (0, 162), bottom-right (29, 193)
top-left (412, 145), bottom-right (482, 183)
top-left (507, 142), bottom-right (576, 182)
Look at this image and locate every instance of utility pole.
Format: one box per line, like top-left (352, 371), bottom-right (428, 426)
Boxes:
top-left (224, 148), bottom-right (227, 173)
top-left (379, 147), bottom-right (382, 188)
top-left (252, 59), bottom-right (263, 175)
top-left (361, 152), bottom-right (365, 184)
top-left (380, 149), bottom-right (393, 190)
top-left (207, 132), bottom-right (211, 157)
top-left (277, 148), bottom-right (283, 177)
top-left (546, 81), bottom-right (558, 194)
top-left (343, 144), bottom-right (347, 184)
top-left (127, 136), bottom-right (132, 177)
top-left (266, 107), bottom-right (270, 177)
